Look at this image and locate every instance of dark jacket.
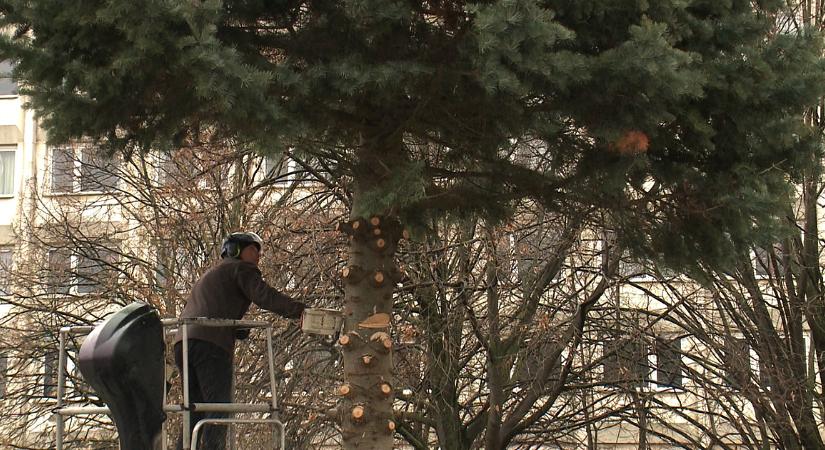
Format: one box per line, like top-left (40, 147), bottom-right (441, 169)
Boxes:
top-left (175, 258), bottom-right (305, 354)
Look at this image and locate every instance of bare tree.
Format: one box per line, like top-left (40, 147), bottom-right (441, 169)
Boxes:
top-left (0, 138), bottom-right (349, 449)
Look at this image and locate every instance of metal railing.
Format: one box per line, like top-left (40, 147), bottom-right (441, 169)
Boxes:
top-left (54, 317), bottom-right (286, 450)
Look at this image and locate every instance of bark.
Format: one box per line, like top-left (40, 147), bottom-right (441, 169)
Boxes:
top-left (338, 134), bottom-right (406, 450)
top-left (337, 214), bottom-right (400, 450)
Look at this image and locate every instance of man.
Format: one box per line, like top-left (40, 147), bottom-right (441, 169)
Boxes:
top-left (174, 231), bottom-right (305, 450)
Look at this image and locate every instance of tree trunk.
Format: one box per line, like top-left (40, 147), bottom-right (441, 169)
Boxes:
top-left (337, 214), bottom-right (401, 449)
top-left (337, 135), bottom-right (406, 450)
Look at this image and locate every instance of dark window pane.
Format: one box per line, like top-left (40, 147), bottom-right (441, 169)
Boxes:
top-left (80, 148), bottom-right (118, 192)
top-left (0, 60), bottom-right (17, 96)
top-left (47, 249), bottom-right (71, 294)
top-left (263, 154), bottom-right (291, 183)
top-left (0, 248), bottom-right (13, 296)
top-left (76, 248), bottom-right (117, 294)
top-left (604, 336), bottom-right (649, 386)
top-left (725, 337), bottom-right (751, 389)
top-left (656, 337), bottom-right (683, 388)
top-left (44, 352), bottom-right (56, 398)
top-left (51, 147), bottom-right (74, 193)
top-left (157, 151), bottom-right (178, 185)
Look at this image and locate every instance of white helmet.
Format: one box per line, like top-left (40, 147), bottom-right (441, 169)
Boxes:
top-left (220, 232), bottom-right (264, 259)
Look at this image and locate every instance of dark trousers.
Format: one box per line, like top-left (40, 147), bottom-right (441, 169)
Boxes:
top-left (174, 340), bottom-right (233, 450)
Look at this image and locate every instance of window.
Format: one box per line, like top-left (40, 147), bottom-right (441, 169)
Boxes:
top-left (76, 248), bottom-right (118, 294)
top-left (47, 246), bottom-right (118, 295)
top-left (80, 147), bottom-right (118, 192)
top-left (47, 249), bottom-right (71, 295)
top-left (603, 335), bottom-right (650, 387)
top-left (260, 154), bottom-right (293, 184)
top-left (0, 60), bottom-right (17, 96)
top-left (156, 151), bottom-right (179, 185)
top-left (0, 247), bottom-right (13, 296)
top-left (51, 147), bottom-right (75, 193)
top-left (43, 351), bottom-right (57, 398)
top-left (0, 147), bottom-right (15, 196)
top-left (654, 336), bottom-right (683, 388)
top-left (155, 246), bottom-right (191, 292)
top-left (50, 145), bottom-right (119, 193)
top-left (0, 351), bottom-right (7, 399)
top-left (753, 245), bottom-right (784, 278)
top-left (620, 258), bottom-right (649, 279)
top-left (724, 336), bottom-right (752, 389)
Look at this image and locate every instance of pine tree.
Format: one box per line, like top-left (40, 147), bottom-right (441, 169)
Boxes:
top-left (1, 0), bottom-right (822, 448)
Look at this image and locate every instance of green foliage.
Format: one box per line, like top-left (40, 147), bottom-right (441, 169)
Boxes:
top-left (0, 0), bottom-right (822, 271)
top-left (354, 159), bottom-right (426, 218)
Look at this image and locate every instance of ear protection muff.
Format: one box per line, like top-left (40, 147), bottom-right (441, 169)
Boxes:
top-left (221, 232), bottom-right (263, 259)
top-left (220, 239), bottom-right (242, 259)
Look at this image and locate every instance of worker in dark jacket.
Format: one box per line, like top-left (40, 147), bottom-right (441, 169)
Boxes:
top-left (174, 231), bottom-right (305, 450)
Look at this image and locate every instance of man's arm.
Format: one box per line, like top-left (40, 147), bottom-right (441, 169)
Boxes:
top-left (235, 262), bottom-right (305, 319)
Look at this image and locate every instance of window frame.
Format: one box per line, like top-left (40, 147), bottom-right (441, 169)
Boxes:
top-left (0, 146), bottom-right (16, 197)
top-left (652, 335), bottom-right (684, 390)
top-left (47, 245), bottom-right (120, 295)
top-left (43, 351), bottom-right (57, 398)
top-left (0, 246), bottom-right (13, 297)
top-left (258, 153), bottom-right (296, 185)
top-left (48, 144), bottom-right (120, 195)
top-left (602, 333), bottom-right (651, 388)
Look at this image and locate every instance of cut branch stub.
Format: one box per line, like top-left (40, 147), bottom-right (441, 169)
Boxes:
top-left (387, 420), bottom-right (396, 432)
top-left (370, 216), bottom-right (381, 227)
top-left (402, 229), bottom-right (410, 240)
top-left (379, 382), bottom-right (392, 397)
top-left (373, 270), bottom-right (385, 287)
top-left (358, 313), bottom-right (391, 329)
top-left (339, 331), bottom-right (362, 347)
top-left (373, 228), bottom-right (382, 236)
top-left (336, 220), bottom-right (366, 237)
top-left (370, 331), bottom-right (392, 352)
top-left (351, 406), bottom-right (365, 422)
top-left (361, 354), bottom-right (374, 366)
top-left (338, 384), bottom-right (352, 397)
top-left (376, 238), bottom-right (387, 250)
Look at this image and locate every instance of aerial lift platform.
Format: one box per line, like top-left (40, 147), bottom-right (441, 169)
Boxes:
top-left (51, 302), bottom-right (341, 450)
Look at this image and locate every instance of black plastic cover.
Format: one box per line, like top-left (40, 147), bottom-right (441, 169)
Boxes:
top-left (78, 302), bottom-right (166, 449)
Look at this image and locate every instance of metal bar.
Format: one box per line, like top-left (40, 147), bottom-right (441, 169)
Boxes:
top-left (58, 318), bottom-right (271, 335)
top-left (188, 403), bottom-right (273, 413)
top-left (266, 326), bottom-right (278, 415)
top-left (54, 404), bottom-right (189, 416)
top-left (190, 418), bottom-right (285, 450)
top-left (177, 318), bottom-right (271, 328)
top-left (55, 402), bottom-right (271, 416)
top-left (55, 329), bottom-right (67, 450)
top-left (182, 323), bottom-right (190, 450)
top-left (63, 325), bottom-right (95, 334)
top-left (55, 406), bottom-right (111, 416)
top-left (266, 325), bottom-right (280, 448)
top-left (162, 358), bottom-right (169, 450)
